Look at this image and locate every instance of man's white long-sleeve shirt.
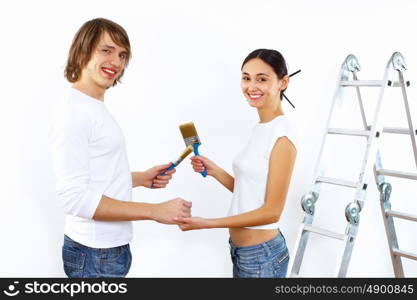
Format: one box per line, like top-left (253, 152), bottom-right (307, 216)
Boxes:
top-left (50, 88), bottom-right (133, 248)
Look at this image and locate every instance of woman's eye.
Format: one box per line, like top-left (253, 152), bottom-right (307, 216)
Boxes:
top-left (120, 54), bottom-right (126, 59)
top-left (102, 49), bottom-right (110, 53)
top-left (242, 77), bottom-right (250, 81)
top-left (258, 78), bottom-right (267, 82)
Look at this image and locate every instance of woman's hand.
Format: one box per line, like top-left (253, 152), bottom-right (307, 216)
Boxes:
top-left (190, 155), bottom-right (219, 177)
top-left (132, 163), bottom-right (176, 188)
top-left (191, 155), bottom-right (235, 192)
top-left (174, 216), bottom-right (211, 231)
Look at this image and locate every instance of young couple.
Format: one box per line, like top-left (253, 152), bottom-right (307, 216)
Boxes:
top-left (50, 18), bottom-right (297, 278)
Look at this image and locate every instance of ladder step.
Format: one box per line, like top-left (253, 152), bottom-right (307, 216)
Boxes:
top-left (316, 176), bottom-right (359, 188)
top-left (393, 249), bottom-right (417, 261)
top-left (376, 169), bottom-right (417, 180)
top-left (340, 80), bottom-right (405, 87)
top-left (328, 128), bottom-right (371, 137)
top-left (341, 80), bottom-right (383, 87)
top-left (386, 210), bottom-right (417, 222)
top-left (382, 127), bottom-right (416, 135)
top-left (303, 225), bottom-right (346, 240)
top-left (390, 81), bottom-right (410, 87)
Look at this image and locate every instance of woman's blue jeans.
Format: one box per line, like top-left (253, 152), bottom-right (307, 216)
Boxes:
top-left (229, 232), bottom-right (289, 278)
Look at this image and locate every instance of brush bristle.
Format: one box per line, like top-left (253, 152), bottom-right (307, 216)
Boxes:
top-left (179, 122), bottom-right (201, 145)
top-left (179, 122), bottom-right (198, 138)
top-left (173, 145), bottom-right (193, 165)
top-left (179, 145), bottom-right (193, 160)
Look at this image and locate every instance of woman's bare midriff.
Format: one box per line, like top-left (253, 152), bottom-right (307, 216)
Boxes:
top-left (229, 227), bottom-right (279, 247)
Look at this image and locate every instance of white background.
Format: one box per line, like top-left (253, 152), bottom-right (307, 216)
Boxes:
top-left (0, 0), bottom-right (416, 277)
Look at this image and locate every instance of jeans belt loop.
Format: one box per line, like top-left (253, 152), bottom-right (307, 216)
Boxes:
top-left (262, 242), bottom-right (272, 257)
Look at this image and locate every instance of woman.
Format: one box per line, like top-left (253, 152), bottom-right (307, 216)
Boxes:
top-left (175, 49), bottom-right (298, 278)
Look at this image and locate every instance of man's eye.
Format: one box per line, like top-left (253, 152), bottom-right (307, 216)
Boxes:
top-left (242, 77), bottom-right (250, 81)
top-left (102, 49), bottom-right (110, 53)
top-left (258, 78), bottom-right (267, 82)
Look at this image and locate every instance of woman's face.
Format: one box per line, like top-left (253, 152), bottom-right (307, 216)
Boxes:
top-left (241, 58), bottom-right (285, 109)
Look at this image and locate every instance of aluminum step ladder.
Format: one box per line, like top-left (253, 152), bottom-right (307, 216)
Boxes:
top-left (372, 53), bottom-right (417, 277)
top-left (290, 52), bottom-right (410, 277)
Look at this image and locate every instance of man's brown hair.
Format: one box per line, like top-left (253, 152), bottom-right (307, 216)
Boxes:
top-left (65, 18), bottom-right (131, 86)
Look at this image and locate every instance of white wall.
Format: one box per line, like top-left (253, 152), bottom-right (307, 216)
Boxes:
top-left (1, 0), bottom-right (416, 277)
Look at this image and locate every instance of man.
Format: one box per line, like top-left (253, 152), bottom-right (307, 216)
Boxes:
top-left (50, 18), bottom-right (192, 278)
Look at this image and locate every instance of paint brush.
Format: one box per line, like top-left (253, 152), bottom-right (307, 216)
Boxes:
top-left (179, 122), bottom-right (207, 177)
top-left (151, 145), bottom-right (193, 188)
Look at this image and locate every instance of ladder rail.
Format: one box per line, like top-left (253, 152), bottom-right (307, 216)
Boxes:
top-left (353, 72), bottom-right (369, 129)
top-left (382, 202), bottom-right (405, 277)
top-left (398, 71), bottom-right (417, 168)
top-left (290, 215), bottom-right (314, 276)
top-left (373, 152), bottom-right (405, 277)
top-left (336, 224), bottom-right (358, 277)
top-left (355, 60), bottom-right (391, 194)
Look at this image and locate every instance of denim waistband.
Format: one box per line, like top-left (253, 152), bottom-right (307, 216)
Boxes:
top-left (64, 235), bottom-right (129, 250)
top-left (229, 232), bottom-right (286, 257)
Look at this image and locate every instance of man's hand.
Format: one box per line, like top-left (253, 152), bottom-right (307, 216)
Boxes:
top-left (132, 163), bottom-right (176, 188)
top-left (152, 198), bottom-right (192, 224)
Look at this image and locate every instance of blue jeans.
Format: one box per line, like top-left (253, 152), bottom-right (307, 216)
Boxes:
top-left (62, 235), bottom-right (132, 278)
top-left (229, 232), bottom-right (289, 278)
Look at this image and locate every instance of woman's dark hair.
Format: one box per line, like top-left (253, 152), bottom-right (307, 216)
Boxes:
top-left (241, 48), bottom-right (288, 100)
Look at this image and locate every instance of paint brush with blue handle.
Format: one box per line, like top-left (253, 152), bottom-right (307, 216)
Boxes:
top-left (179, 122), bottom-right (207, 177)
top-left (151, 145), bottom-right (193, 188)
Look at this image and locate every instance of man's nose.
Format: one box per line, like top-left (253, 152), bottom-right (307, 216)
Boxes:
top-left (110, 54), bottom-right (123, 68)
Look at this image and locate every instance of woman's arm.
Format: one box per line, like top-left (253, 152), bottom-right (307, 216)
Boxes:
top-left (212, 167), bottom-right (235, 192)
top-left (191, 156), bottom-right (234, 192)
top-left (178, 137), bottom-right (297, 230)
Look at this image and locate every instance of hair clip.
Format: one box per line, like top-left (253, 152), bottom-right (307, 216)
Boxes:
top-left (282, 69), bottom-right (301, 108)
top-left (289, 70), bottom-right (301, 77)
top-left (282, 93), bottom-right (295, 108)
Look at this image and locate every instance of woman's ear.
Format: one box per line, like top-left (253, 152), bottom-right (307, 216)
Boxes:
top-left (279, 74), bottom-right (290, 91)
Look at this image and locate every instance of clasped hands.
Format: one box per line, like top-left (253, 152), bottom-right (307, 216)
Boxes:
top-left (131, 161), bottom-right (207, 231)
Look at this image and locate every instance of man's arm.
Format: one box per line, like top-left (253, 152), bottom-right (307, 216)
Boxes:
top-left (92, 195), bottom-right (192, 223)
top-left (50, 106), bottom-right (190, 223)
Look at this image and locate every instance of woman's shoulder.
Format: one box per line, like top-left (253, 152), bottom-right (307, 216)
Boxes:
top-left (272, 115), bottom-right (299, 150)
top-left (271, 115), bottom-right (296, 134)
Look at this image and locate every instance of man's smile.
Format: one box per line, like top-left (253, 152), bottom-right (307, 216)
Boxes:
top-left (101, 67), bottom-right (118, 78)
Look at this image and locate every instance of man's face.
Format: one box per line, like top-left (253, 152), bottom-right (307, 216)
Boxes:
top-left (81, 32), bottom-right (128, 90)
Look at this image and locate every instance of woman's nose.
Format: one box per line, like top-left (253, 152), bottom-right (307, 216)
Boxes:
top-left (247, 82), bottom-right (259, 91)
